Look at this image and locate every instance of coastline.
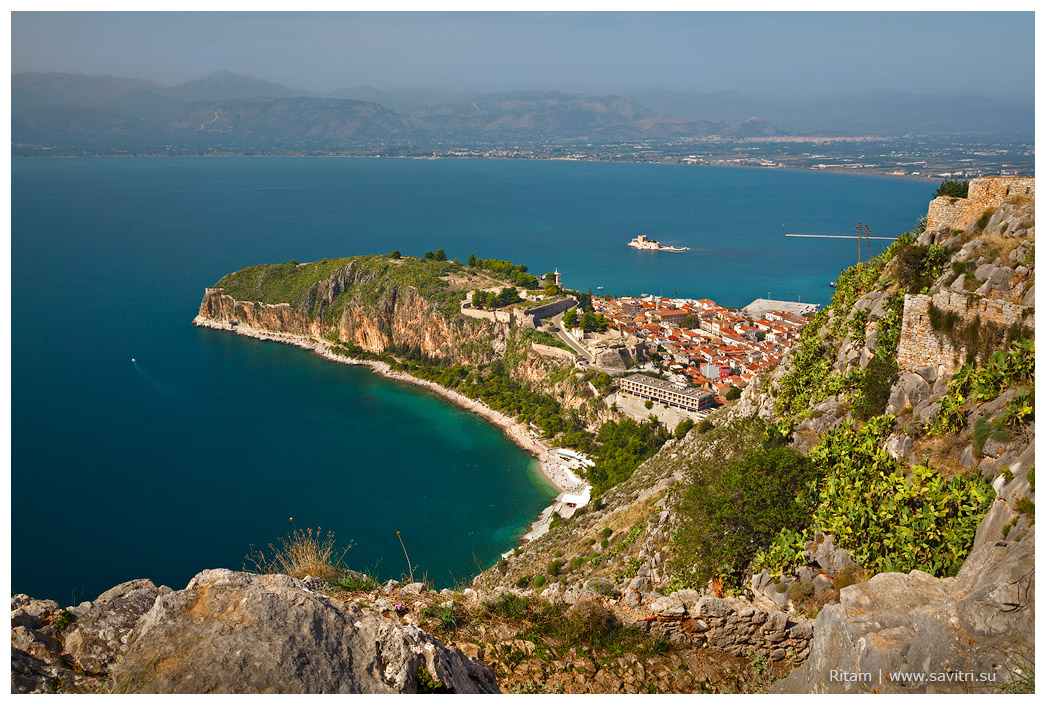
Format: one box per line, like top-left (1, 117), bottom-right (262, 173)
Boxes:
top-left (192, 315), bottom-right (589, 542)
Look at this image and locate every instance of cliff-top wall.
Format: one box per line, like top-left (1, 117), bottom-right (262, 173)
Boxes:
top-left (926, 176), bottom-right (1035, 234)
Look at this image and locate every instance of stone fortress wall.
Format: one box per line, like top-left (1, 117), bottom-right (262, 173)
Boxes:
top-left (926, 176), bottom-right (1034, 233)
top-left (897, 176), bottom-right (1035, 376)
top-left (897, 290), bottom-right (1031, 375)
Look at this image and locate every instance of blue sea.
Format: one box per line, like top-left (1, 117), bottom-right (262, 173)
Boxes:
top-left (11, 157), bottom-right (934, 602)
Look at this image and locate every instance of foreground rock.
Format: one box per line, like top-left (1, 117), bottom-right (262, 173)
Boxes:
top-left (774, 456), bottom-right (1035, 695)
top-left (13, 569), bottom-right (499, 694)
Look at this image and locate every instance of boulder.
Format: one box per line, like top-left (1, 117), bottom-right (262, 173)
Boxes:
top-left (696, 596), bottom-right (733, 618)
top-left (774, 526), bottom-right (1035, 694)
top-left (806, 533), bottom-right (855, 576)
top-left (883, 433), bottom-right (913, 462)
top-left (109, 569), bottom-right (498, 693)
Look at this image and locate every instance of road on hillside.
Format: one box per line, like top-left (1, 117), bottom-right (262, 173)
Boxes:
top-left (548, 311), bottom-right (594, 362)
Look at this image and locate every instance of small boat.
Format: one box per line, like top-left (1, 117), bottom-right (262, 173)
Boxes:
top-left (829, 281), bottom-right (837, 288)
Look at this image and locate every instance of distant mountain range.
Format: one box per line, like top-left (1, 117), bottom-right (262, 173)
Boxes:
top-left (623, 87), bottom-right (1034, 137)
top-left (11, 71), bottom-right (1033, 154)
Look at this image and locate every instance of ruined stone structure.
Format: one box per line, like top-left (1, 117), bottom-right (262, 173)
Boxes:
top-left (896, 290), bottom-right (1033, 375)
top-left (926, 176), bottom-right (1035, 234)
top-left (638, 592), bottom-right (813, 663)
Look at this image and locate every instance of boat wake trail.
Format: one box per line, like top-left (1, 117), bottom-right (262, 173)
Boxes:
top-left (132, 359), bottom-right (184, 401)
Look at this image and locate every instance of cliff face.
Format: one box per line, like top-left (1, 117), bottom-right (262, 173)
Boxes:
top-left (199, 284), bottom-right (497, 362)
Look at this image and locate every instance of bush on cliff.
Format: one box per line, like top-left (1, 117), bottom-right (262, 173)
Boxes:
top-left (674, 445), bottom-right (819, 590)
top-left (934, 179), bottom-right (969, 199)
top-left (754, 415), bottom-right (996, 579)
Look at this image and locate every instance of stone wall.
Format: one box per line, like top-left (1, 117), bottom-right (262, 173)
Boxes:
top-left (639, 592), bottom-right (812, 663)
top-left (458, 304), bottom-right (514, 324)
top-left (531, 343), bottom-right (577, 361)
top-left (926, 176), bottom-right (1035, 233)
top-left (520, 296), bottom-right (579, 328)
top-left (896, 290), bottom-right (1032, 375)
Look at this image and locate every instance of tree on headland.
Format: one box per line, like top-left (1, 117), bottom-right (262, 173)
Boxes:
top-left (423, 251), bottom-right (435, 259)
top-left (434, 249), bottom-right (448, 262)
top-left (390, 250), bottom-right (401, 259)
top-left (468, 253), bottom-right (477, 267)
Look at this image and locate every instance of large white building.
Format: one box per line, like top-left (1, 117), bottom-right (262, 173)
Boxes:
top-left (618, 374), bottom-right (715, 413)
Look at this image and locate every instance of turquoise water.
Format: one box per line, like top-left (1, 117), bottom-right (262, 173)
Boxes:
top-left (11, 158), bottom-right (934, 602)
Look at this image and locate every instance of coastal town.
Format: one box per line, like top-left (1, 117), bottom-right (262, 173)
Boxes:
top-left (586, 294), bottom-right (816, 402)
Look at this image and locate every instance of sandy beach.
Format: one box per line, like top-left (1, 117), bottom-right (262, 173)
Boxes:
top-left (192, 316), bottom-right (589, 497)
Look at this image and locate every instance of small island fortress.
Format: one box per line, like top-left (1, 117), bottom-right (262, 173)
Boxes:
top-left (627, 234), bottom-right (690, 252)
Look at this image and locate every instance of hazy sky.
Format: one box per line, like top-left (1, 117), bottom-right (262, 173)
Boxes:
top-left (11, 11), bottom-right (1036, 103)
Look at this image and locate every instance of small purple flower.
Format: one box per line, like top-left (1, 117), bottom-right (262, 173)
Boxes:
top-left (394, 602), bottom-right (406, 613)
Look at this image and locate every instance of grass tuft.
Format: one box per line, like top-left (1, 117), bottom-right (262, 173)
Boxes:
top-left (246, 525), bottom-right (352, 582)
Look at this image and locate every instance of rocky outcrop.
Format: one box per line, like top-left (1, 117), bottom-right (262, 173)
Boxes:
top-left (12, 570), bottom-right (499, 694)
top-left (63, 578), bottom-right (172, 676)
top-left (774, 449), bottom-right (1035, 694)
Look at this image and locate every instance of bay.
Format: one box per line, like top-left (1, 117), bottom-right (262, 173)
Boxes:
top-left (11, 157), bottom-right (934, 601)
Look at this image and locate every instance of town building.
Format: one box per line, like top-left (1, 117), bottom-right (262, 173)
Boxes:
top-left (618, 374), bottom-right (715, 413)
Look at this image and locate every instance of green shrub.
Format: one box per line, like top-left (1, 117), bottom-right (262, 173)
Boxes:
top-left (975, 208), bottom-right (996, 232)
top-left (833, 564), bottom-right (867, 590)
top-left (934, 179), bottom-right (969, 199)
top-left (808, 416), bottom-right (994, 576)
top-left (725, 387), bottom-right (742, 401)
top-left (416, 666), bottom-right (446, 693)
top-left (484, 593), bottom-right (531, 619)
top-left (774, 581), bottom-right (788, 594)
top-left (973, 417), bottom-right (1011, 454)
top-left (788, 580), bottom-right (815, 603)
top-left (1014, 496), bottom-right (1034, 521)
top-left (332, 570), bottom-right (380, 592)
top-left (698, 419), bottom-right (714, 434)
top-left (852, 351), bottom-right (897, 421)
top-left (674, 446), bottom-right (820, 588)
top-left (421, 602), bottom-right (461, 633)
top-left (644, 399), bottom-right (654, 410)
top-left (547, 559), bottom-right (565, 577)
top-left (515, 574), bottom-right (532, 589)
top-left (601, 527), bottom-right (613, 539)
top-left (533, 575), bottom-right (546, 588)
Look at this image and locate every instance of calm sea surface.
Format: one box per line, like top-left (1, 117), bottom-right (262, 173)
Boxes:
top-left (12, 157), bottom-right (934, 601)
